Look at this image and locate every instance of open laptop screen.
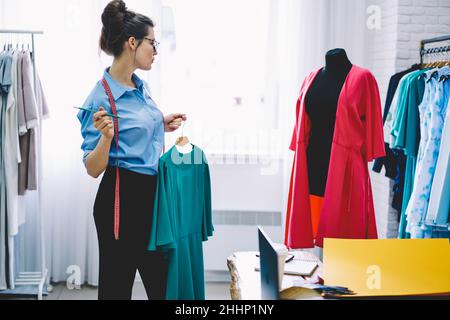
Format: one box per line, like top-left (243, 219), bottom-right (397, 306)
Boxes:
top-left (258, 226), bottom-right (279, 300)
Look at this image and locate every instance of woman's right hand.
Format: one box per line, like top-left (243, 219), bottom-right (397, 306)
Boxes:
top-left (93, 107), bottom-right (114, 140)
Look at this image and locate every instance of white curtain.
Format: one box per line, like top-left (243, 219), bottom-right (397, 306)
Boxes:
top-left (1, 0), bottom-right (370, 286)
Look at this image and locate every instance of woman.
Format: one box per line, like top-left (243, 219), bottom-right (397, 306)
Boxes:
top-left (77, 0), bottom-right (185, 300)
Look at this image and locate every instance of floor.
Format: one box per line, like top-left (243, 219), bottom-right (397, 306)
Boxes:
top-left (39, 281), bottom-right (231, 300)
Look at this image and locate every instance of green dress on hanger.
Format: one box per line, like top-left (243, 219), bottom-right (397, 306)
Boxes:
top-left (391, 69), bottom-right (427, 239)
top-left (148, 144), bottom-right (214, 300)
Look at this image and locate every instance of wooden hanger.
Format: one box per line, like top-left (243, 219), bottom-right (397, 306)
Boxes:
top-left (424, 50), bottom-right (444, 82)
top-left (175, 121), bottom-right (190, 147)
top-left (421, 51), bottom-right (433, 69)
top-left (435, 49), bottom-right (446, 67)
top-left (425, 49), bottom-right (439, 68)
top-left (443, 49), bottom-right (450, 67)
top-left (439, 50), bottom-right (450, 82)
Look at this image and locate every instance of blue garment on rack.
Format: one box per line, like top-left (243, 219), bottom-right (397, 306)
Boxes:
top-left (392, 150), bottom-right (406, 217)
top-left (373, 65), bottom-right (420, 180)
top-left (405, 67), bottom-right (450, 238)
top-left (424, 69), bottom-right (450, 234)
top-left (392, 69), bottom-right (427, 239)
top-left (426, 98), bottom-right (450, 228)
top-left (373, 67), bottom-right (421, 218)
top-left (0, 50), bottom-right (13, 290)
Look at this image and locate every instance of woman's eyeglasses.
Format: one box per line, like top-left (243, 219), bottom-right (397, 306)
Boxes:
top-left (143, 37), bottom-right (160, 50)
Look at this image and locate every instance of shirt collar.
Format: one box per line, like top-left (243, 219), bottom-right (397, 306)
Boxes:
top-left (103, 67), bottom-right (145, 101)
top-left (424, 68), bottom-right (437, 80)
top-left (438, 66), bottom-right (450, 77)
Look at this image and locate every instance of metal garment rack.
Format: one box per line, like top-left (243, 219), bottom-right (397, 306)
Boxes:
top-left (0, 29), bottom-right (48, 300)
top-left (420, 35), bottom-right (450, 65)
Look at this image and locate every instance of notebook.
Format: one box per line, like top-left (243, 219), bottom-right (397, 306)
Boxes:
top-left (283, 259), bottom-right (318, 277)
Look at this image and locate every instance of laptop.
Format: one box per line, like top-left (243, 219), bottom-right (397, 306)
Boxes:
top-left (258, 226), bottom-right (280, 300)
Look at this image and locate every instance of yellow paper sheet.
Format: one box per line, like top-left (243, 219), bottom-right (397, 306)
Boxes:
top-left (323, 238), bottom-right (450, 297)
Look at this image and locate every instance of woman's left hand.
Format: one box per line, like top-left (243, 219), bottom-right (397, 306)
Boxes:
top-left (164, 113), bottom-right (187, 132)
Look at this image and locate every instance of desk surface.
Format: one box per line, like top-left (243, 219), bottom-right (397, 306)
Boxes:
top-left (227, 251), bottom-right (325, 300)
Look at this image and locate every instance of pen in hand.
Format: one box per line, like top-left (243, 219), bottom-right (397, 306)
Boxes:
top-left (74, 106), bottom-right (121, 119)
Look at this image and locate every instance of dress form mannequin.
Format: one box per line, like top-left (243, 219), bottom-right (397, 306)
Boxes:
top-left (285, 48), bottom-right (384, 249)
top-left (304, 48), bottom-right (352, 238)
top-left (305, 48), bottom-right (353, 197)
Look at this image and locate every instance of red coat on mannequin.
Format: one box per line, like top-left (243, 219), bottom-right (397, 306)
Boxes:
top-left (285, 65), bottom-right (386, 249)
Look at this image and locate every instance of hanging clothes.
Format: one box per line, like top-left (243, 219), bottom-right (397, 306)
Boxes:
top-left (0, 49), bottom-right (17, 290)
top-left (374, 65), bottom-right (420, 177)
top-left (425, 95), bottom-right (450, 229)
top-left (380, 60), bottom-right (450, 240)
top-left (5, 52), bottom-right (22, 238)
top-left (0, 48), bottom-right (49, 291)
top-left (0, 48), bottom-right (12, 290)
top-left (4, 50), bottom-right (20, 291)
top-left (405, 67), bottom-right (450, 238)
top-left (388, 69), bottom-right (427, 238)
top-left (372, 65), bottom-right (420, 216)
top-left (148, 145), bottom-right (214, 300)
top-left (285, 65), bottom-right (385, 249)
top-left (384, 65), bottom-right (421, 122)
top-left (18, 51), bottom-right (39, 195)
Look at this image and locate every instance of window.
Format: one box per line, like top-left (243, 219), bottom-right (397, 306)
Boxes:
top-left (159, 0), bottom-right (277, 155)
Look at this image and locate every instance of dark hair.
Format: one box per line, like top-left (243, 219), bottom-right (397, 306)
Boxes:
top-left (99, 0), bottom-right (154, 57)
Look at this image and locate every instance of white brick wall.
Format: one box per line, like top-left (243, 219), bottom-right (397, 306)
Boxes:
top-left (367, 0), bottom-right (399, 239)
top-left (397, 0), bottom-right (450, 70)
top-left (366, 0), bottom-right (450, 238)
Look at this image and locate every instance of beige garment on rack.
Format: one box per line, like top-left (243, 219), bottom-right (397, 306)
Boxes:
top-left (17, 51), bottom-right (49, 195)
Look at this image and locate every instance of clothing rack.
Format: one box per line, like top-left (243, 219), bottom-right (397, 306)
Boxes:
top-left (0, 30), bottom-right (43, 90)
top-left (0, 29), bottom-right (48, 300)
top-left (420, 35), bottom-right (450, 65)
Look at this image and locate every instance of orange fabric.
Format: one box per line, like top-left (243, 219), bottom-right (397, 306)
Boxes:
top-left (310, 195), bottom-right (324, 239)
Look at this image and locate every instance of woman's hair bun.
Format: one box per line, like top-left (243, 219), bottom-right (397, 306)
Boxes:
top-left (100, 0), bottom-right (155, 57)
top-left (116, 0), bottom-right (127, 13)
top-left (101, 0), bottom-right (127, 28)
